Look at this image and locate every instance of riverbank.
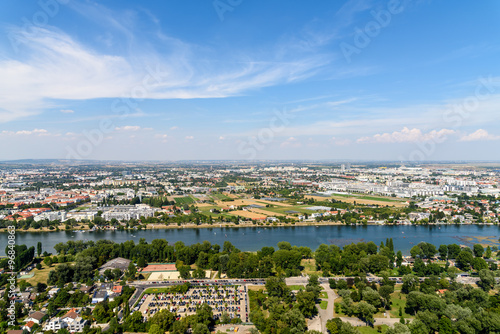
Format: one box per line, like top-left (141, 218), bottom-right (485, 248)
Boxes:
top-left (1, 224), bottom-right (499, 256)
top-left (0, 220), bottom-right (344, 233)
top-left (1, 220), bottom-right (498, 233)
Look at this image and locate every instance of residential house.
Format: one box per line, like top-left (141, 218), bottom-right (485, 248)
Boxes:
top-left (43, 318), bottom-right (66, 331)
top-left (48, 287), bottom-right (60, 298)
top-left (92, 290), bottom-right (107, 304)
top-left (22, 321), bottom-right (35, 332)
top-left (25, 311), bottom-right (46, 324)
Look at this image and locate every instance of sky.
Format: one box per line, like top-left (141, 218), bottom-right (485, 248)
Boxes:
top-left (0, 0), bottom-right (499, 161)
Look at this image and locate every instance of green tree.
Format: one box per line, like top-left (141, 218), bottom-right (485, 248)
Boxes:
top-left (148, 324), bottom-right (163, 334)
top-left (438, 316), bottom-right (453, 334)
top-left (195, 303), bottom-right (214, 329)
top-left (126, 263), bottom-right (137, 278)
top-left (37, 241), bottom-right (42, 257)
top-left (326, 319), bottom-right (338, 334)
top-left (137, 257), bottom-right (146, 268)
top-left (473, 244), bottom-right (484, 258)
top-left (410, 245), bottom-right (423, 258)
top-left (401, 274), bottom-right (419, 294)
top-left (44, 256), bottom-right (53, 267)
top-left (379, 285), bottom-right (394, 308)
top-left (265, 276), bottom-right (290, 299)
top-left (485, 246), bottom-right (492, 259)
top-left (123, 311), bottom-right (146, 332)
top-left (396, 251), bottom-right (403, 267)
top-left (149, 309), bottom-right (175, 332)
top-left (296, 290), bottom-right (318, 318)
top-left (357, 301), bottom-right (376, 325)
top-left (192, 323), bottom-right (210, 334)
top-left (455, 250), bottom-right (473, 270)
top-left (478, 269), bottom-right (495, 292)
top-left (438, 245), bottom-right (448, 259)
top-left (386, 323), bottom-right (411, 334)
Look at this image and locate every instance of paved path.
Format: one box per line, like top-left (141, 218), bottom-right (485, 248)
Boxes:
top-left (307, 315), bottom-right (322, 332)
top-left (340, 317), bottom-right (408, 327)
top-left (317, 283), bottom-right (336, 333)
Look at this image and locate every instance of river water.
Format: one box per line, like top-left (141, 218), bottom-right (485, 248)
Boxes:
top-left (1, 224), bottom-right (499, 256)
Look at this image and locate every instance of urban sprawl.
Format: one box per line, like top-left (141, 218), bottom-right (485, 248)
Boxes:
top-left (1, 162), bottom-right (500, 334)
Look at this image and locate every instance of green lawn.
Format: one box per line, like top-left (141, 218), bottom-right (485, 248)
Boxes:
top-left (287, 285), bottom-right (306, 291)
top-left (358, 325), bottom-right (389, 334)
top-left (319, 300), bottom-right (328, 310)
top-left (175, 196), bottom-right (195, 205)
top-left (320, 291), bottom-right (328, 299)
top-left (389, 292), bottom-right (411, 318)
top-left (301, 259), bottom-right (320, 275)
top-left (144, 287), bottom-right (174, 294)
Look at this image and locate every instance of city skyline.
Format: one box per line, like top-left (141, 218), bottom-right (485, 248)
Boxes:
top-left (1, 0), bottom-right (500, 161)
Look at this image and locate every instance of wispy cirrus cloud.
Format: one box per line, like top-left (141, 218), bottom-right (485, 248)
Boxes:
top-left (357, 127), bottom-right (456, 143)
top-left (0, 17), bottom-right (330, 123)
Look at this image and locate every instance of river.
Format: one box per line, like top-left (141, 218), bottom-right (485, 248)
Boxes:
top-left (1, 224), bottom-right (499, 256)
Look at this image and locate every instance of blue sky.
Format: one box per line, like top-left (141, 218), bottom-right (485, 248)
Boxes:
top-left (0, 0), bottom-right (499, 161)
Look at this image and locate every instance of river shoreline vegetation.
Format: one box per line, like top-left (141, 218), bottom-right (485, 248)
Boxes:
top-left (1, 192), bottom-right (499, 234)
top-left (2, 236), bottom-right (500, 334)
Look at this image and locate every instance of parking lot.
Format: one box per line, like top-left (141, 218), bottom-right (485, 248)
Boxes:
top-left (136, 285), bottom-right (249, 322)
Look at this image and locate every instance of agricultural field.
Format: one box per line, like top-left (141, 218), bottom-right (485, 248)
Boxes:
top-left (305, 194), bottom-right (408, 207)
top-left (229, 210), bottom-right (267, 220)
top-left (174, 196), bottom-right (196, 205)
top-left (210, 193), bottom-right (233, 201)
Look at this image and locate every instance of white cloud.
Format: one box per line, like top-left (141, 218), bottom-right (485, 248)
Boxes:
top-left (459, 129), bottom-right (500, 142)
top-left (155, 134), bottom-right (168, 139)
top-left (357, 127), bottom-right (456, 143)
top-left (0, 22), bottom-right (329, 123)
top-left (1, 129), bottom-right (50, 136)
top-left (60, 109), bottom-right (75, 113)
top-left (114, 126), bottom-right (152, 131)
top-left (170, 126), bottom-right (178, 130)
top-left (280, 137), bottom-right (302, 148)
top-left (185, 136), bottom-right (194, 140)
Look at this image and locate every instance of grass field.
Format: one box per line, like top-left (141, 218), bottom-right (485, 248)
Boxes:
top-left (174, 196), bottom-right (195, 205)
top-left (306, 193), bottom-right (407, 207)
top-left (358, 325), bottom-right (389, 334)
top-left (301, 259), bottom-right (320, 275)
top-left (210, 193), bottom-right (232, 201)
top-left (20, 262), bottom-right (68, 285)
top-left (333, 297), bottom-right (344, 316)
top-left (320, 291), bottom-right (328, 299)
top-left (286, 285), bottom-right (306, 291)
top-left (319, 300), bottom-right (328, 310)
top-left (389, 292), bottom-right (410, 318)
top-left (229, 210), bottom-right (267, 220)
top-left (144, 287), bottom-right (173, 294)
